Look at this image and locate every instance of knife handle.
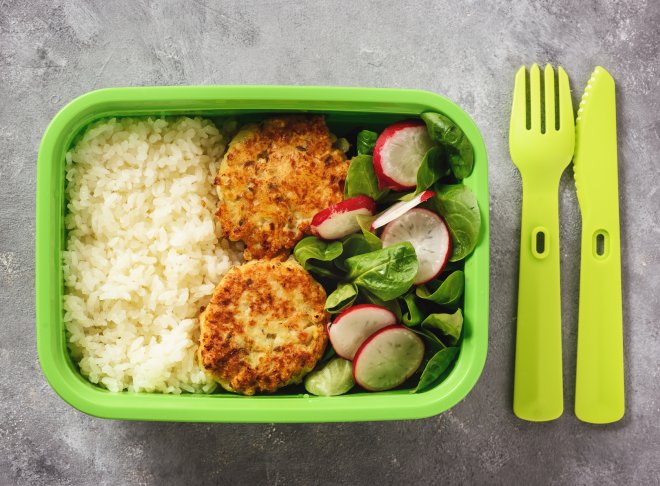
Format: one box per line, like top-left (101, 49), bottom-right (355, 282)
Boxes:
top-left (575, 221), bottom-right (624, 423)
top-left (513, 180), bottom-right (563, 421)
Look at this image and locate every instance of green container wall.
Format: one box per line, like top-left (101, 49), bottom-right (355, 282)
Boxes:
top-left (36, 86), bottom-right (489, 422)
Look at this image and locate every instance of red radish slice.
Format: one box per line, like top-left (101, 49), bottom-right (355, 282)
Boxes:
top-left (373, 120), bottom-right (434, 191)
top-left (353, 324), bottom-right (425, 391)
top-left (370, 190), bottom-right (434, 231)
top-left (381, 208), bottom-right (451, 284)
top-left (311, 195), bottom-right (376, 240)
top-left (328, 304), bottom-right (397, 359)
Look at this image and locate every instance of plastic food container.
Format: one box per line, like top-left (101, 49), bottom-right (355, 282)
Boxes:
top-left (36, 86), bottom-right (489, 422)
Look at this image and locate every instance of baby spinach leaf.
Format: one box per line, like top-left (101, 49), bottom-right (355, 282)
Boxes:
top-left (355, 214), bottom-right (383, 250)
top-left (421, 112), bottom-right (474, 179)
top-left (416, 146), bottom-right (449, 193)
top-left (357, 130), bottom-right (379, 155)
top-left (410, 327), bottom-right (446, 353)
top-left (345, 242), bottom-right (418, 301)
top-left (305, 262), bottom-right (344, 280)
top-left (401, 292), bottom-right (425, 327)
top-left (294, 236), bottom-right (343, 270)
top-left (344, 155), bottom-right (389, 201)
top-left (325, 282), bottom-right (358, 313)
top-left (335, 233), bottom-right (378, 271)
top-left (412, 347), bottom-right (459, 393)
top-left (416, 270), bottom-right (464, 308)
top-left (431, 184), bottom-right (481, 262)
top-left (421, 309), bottom-right (463, 345)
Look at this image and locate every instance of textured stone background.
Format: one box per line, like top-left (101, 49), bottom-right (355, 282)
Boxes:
top-left (1, 1), bottom-right (659, 484)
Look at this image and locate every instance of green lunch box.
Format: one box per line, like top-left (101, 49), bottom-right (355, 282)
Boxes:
top-left (36, 86), bottom-right (489, 422)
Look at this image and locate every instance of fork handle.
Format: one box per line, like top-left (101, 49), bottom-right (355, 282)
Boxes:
top-left (575, 218), bottom-right (624, 423)
top-left (513, 179), bottom-right (563, 421)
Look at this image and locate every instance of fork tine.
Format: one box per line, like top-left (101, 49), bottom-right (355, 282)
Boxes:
top-left (511, 66), bottom-right (527, 130)
top-left (529, 64), bottom-right (541, 131)
top-left (544, 65), bottom-right (556, 132)
top-left (558, 67), bottom-right (574, 130)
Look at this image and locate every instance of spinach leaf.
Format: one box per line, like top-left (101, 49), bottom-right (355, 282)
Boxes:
top-left (416, 146), bottom-right (449, 193)
top-left (325, 282), bottom-right (358, 313)
top-left (410, 327), bottom-right (446, 353)
top-left (345, 242), bottom-right (418, 301)
top-left (421, 309), bottom-right (463, 345)
top-left (401, 292), bottom-right (425, 327)
top-left (335, 233), bottom-right (378, 271)
top-left (357, 130), bottom-right (378, 155)
top-left (416, 270), bottom-right (464, 308)
top-left (421, 112), bottom-right (474, 179)
top-left (294, 236), bottom-right (343, 270)
top-left (431, 184), bottom-right (481, 262)
top-left (305, 263), bottom-right (344, 280)
top-left (355, 214), bottom-right (383, 250)
top-left (412, 347), bottom-right (459, 393)
top-left (344, 155), bottom-right (389, 201)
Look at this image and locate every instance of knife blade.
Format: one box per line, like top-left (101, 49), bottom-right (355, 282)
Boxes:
top-left (573, 66), bottom-right (625, 423)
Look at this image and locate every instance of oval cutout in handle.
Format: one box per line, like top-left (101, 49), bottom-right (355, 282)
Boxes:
top-left (593, 230), bottom-right (609, 259)
top-left (531, 227), bottom-right (549, 259)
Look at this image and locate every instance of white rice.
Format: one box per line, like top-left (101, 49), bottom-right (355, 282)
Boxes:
top-left (62, 116), bottom-right (242, 393)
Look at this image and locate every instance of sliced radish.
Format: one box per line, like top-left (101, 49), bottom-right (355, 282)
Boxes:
top-left (370, 190), bottom-right (434, 231)
top-left (353, 324), bottom-right (425, 391)
top-left (373, 120), bottom-right (434, 191)
top-left (381, 208), bottom-right (451, 284)
top-left (328, 304), bottom-right (397, 359)
top-left (311, 195), bottom-right (376, 240)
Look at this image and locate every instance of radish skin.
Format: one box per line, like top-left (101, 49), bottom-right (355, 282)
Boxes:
top-left (311, 195), bottom-right (376, 240)
top-left (373, 120), bottom-right (434, 191)
top-left (328, 304), bottom-right (397, 359)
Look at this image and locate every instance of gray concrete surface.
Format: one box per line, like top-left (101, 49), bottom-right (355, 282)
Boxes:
top-left (1, 0), bottom-right (659, 484)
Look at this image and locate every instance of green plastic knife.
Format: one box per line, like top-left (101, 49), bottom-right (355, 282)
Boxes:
top-left (573, 66), bottom-right (625, 423)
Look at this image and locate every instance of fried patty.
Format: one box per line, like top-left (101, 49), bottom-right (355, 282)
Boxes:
top-left (198, 259), bottom-right (329, 395)
top-left (215, 115), bottom-right (349, 260)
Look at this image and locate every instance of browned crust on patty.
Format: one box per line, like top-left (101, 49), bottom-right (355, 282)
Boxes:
top-left (198, 259), bottom-right (329, 395)
top-left (215, 115), bottom-right (348, 260)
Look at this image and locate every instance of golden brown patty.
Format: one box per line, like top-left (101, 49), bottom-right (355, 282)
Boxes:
top-left (215, 115), bottom-right (349, 260)
top-left (198, 259), bottom-right (329, 395)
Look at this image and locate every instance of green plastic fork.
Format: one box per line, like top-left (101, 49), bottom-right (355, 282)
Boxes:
top-left (509, 64), bottom-right (575, 421)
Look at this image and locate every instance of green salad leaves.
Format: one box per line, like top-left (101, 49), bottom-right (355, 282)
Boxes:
top-left (326, 282), bottom-right (358, 313)
top-left (294, 111), bottom-right (480, 396)
top-left (345, 242), bottom-right (418, 301)
top-left (416, 146), bottom-right (449, 194)
top-left (413, 347), bottom-right (460, 393)
top-left (344, 155), bottom-right (389, 201)
top-left (416, 270), bottom-right (465, 308)
top-left (431, 185), bottom-right (481, 262)
top-left (421, 112), bottom-right (474, 179)
top-left (356, 130), bottom-right (378, 155)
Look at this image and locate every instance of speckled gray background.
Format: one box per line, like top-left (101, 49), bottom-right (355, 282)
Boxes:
top-left (2, 1), bottom-right (659, 484)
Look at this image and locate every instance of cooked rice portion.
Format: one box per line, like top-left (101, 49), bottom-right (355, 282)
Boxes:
top-left (62, 116), bottom-right (242, 393)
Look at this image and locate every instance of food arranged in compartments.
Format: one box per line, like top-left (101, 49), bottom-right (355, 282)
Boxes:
top-left (62, 109), bottom-right (481, 398)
